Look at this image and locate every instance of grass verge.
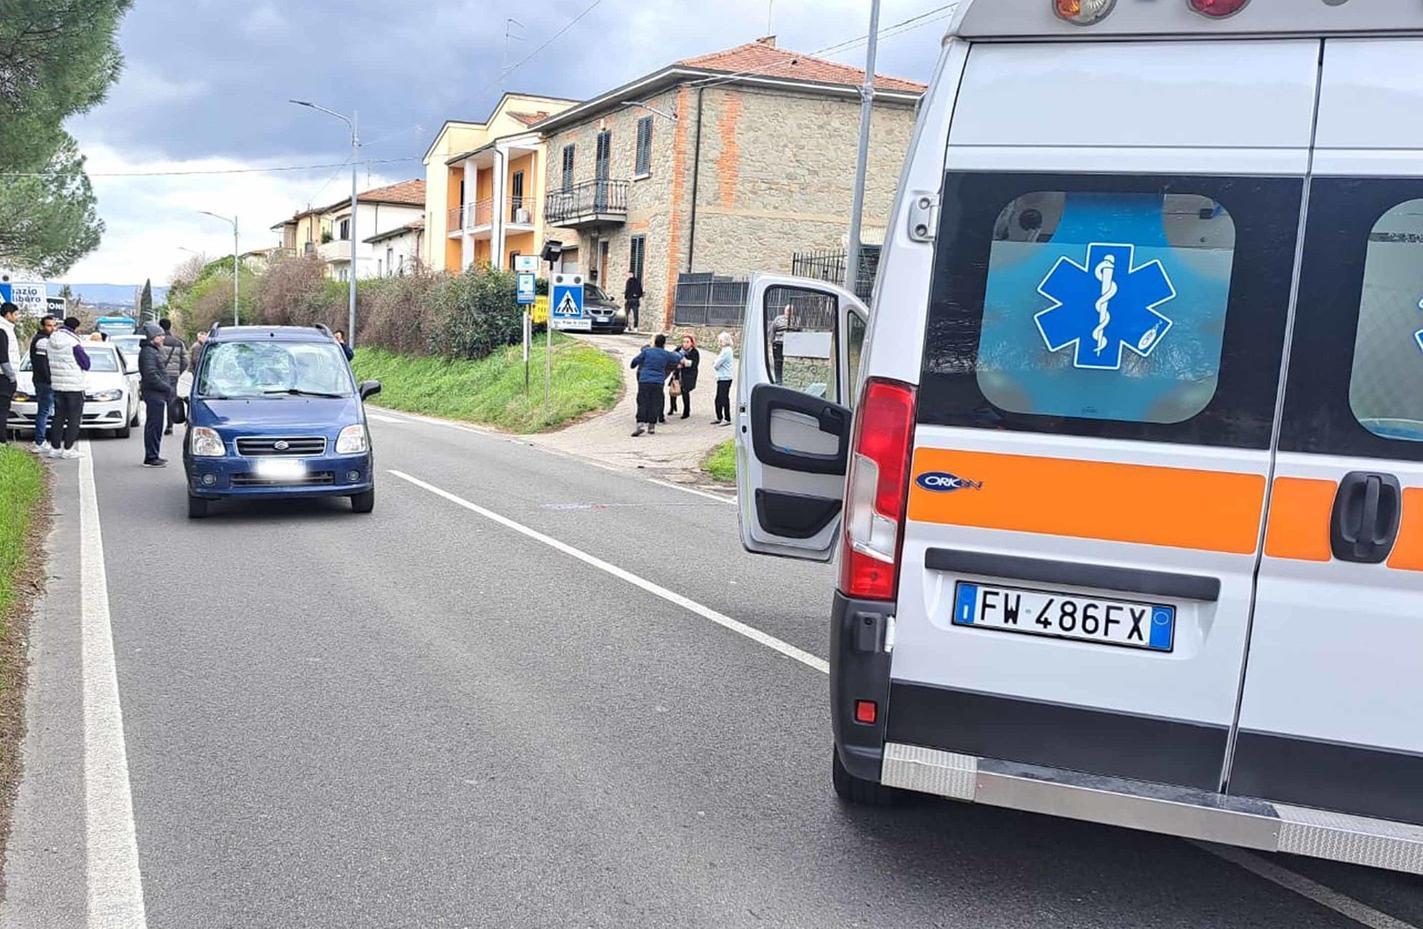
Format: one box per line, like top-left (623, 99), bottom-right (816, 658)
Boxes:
top-left (0, 445), bottom-right (50, 892)
top-left (702, 439), bottom-right (736, 483)
top-left (352, 334), bottom-right (623, 434)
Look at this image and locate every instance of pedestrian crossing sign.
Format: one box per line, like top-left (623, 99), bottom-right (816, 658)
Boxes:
top-left (550, 274), bottom-right (589, 332)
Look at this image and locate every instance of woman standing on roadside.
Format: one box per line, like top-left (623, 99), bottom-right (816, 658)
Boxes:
top-left (667, 334), bottom-right (700, 420)
top-left (712, 332), bottom-right (734, 426)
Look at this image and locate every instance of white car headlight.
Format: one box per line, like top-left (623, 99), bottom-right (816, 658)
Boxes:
top-left (336, 424), bottom-right (368, 454)
top-left (190, 427), bottom-right (225, 457)
top-left (87, 389), bottom-right (123, 402)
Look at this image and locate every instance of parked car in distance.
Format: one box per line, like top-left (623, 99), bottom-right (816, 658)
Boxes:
top-left (183, 325), bottom-right (381, 519)
top-left (7, 343), bottom-right (141, 439)
top-left (584, 283), bottom-right (628, 334)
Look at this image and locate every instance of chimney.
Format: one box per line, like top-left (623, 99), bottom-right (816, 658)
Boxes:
top-left (755, 35), bottom-right (776, 47)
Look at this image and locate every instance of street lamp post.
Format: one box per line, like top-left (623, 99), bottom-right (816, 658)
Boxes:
top-left (291, 99), bottom-right (359, 347)
top-left (199, 211), bottom-right (240, 325)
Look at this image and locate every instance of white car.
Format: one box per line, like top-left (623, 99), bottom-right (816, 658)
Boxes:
top-left (8, 342), bottom-right (141, 439)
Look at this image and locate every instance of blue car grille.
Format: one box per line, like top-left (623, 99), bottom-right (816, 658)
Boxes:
top-left (230, 471), bottom-right (336, 487)
top-left (235, 436), bottom-right (326, 457)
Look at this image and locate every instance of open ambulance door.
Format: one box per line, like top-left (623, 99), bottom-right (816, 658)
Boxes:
top-left (735, 273), bottom-right (869, 561)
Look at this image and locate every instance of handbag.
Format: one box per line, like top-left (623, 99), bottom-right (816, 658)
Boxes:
top-left (168, 394), bottom-right (187, 425)
top-left (668, 376), bottom-right (682, 397)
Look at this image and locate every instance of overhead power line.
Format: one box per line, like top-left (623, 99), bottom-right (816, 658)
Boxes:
top-left (0, 156), bottom-right (420, 179)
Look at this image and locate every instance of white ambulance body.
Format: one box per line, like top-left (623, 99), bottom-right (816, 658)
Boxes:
top-left (736, 0), bottom-right (1423, 874)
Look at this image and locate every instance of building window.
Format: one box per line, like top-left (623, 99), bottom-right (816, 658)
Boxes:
top-left (595, 130), bottom-right (611, 182)
top-left (635, 116), bottom-right (653, 177)
top-left (386, 246), bottom-right (394, 276)
top-left (511, 170), bottom-right (526, 222)
top-left (339, 218), bottom-right (350, 241)
top-left (629, 235), bottom-right (646, 282)
top-left (561, 144), bottom-right (575, 191)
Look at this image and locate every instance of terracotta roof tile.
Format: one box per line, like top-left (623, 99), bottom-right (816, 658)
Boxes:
top-left (679, 41), bottom-right (925, 94)
top-left (356, 178), bottom-right (426, 206)
top-left (508, 110), bottom-right (551, 127)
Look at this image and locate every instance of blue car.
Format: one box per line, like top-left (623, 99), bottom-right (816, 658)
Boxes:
top-left (183, 325), bottom-right (381, 519)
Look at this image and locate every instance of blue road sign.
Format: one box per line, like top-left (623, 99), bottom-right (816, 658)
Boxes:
top-left (0, 278), bottom-right (11, 303)
top-left (517, 272), bottom-right (536, 306)
top-left (550, 274), bottom-right (588, 331)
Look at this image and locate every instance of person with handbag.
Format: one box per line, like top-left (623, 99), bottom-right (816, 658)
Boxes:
top-left (138, 322), bottom-right (174, 467)
top-left (158, 319), bottom-right (188, 435)
top-left (667, 334), bottom-right (700, 420)
top-left (629, 334), bottom-right (684, 437)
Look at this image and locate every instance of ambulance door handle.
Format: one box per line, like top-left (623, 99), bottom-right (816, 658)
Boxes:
top-left (1330, 472), bottom-right (1402, 564)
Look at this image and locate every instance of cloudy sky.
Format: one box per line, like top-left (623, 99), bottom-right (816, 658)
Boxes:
top-left (62, 0), bottom-right (953, 285)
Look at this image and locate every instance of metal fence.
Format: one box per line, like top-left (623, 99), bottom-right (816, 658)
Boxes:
top-left (790, 246), bottom-right (881, 302)
top-left (672, 273), bottom-right (748, 328)
top-left (544, 179), bottom-right (629, 226)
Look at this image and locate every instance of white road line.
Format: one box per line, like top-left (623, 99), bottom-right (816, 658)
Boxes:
top-left (365, 413), bottom-right (404, 423)
top-left (1192, 843), bottom-right (1419, 929)
top-left (389, 469), bottom-right (829, 674)
top-left (78, 445), bottom-right (149, 928)
top-left (649, 478), bottom-right (736, 505)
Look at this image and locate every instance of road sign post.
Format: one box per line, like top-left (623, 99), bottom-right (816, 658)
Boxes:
top-left (516, 268), bottom-right (537, 394)
top-left (547, 273), bottom-right (586, 409)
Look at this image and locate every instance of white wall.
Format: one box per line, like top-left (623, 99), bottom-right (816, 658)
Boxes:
top-left (323, 201), bottom-right (424, 280)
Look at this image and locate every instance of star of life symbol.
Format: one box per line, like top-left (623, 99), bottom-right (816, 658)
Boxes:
top-left (1035, 242), bottom-right (1177, 371)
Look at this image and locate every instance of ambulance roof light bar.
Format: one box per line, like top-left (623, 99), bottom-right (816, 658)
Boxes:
top-left (955, 0), bottom-right (1423, 41)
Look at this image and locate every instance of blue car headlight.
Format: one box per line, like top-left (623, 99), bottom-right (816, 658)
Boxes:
top-left (190, 427), bottom-right (225, 457)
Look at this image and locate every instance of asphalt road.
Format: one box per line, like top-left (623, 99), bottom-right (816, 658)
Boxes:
top-left (5, 412), bottom-right (1423, 928)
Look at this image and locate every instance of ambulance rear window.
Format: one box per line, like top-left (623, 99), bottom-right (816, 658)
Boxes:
top-left (1349, 199), bottom-right (1423, 444)
top-left (978, 191), bottom-right (1235, 424)
top-left (920, 172), bottom-right (1302, 450)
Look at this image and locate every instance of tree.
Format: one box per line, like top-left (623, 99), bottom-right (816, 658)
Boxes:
top-left (0, 1), bottom-right (133, 171)
top-left (139, 278), bottom-right (153, 321)
top-left (0, 136), bottom-right (103, 277)
top-left (56, 283), bottom-right (75, 311)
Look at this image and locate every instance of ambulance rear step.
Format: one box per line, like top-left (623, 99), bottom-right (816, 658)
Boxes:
top-left (882, 743), bottom-right (1423, 875)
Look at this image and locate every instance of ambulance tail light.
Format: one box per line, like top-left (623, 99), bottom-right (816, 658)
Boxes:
top-left (1187, 0), bottom-right (1250, 17)
top-left (1054, 0), bottom-right (1117, 25)
top-left (838, 379), bottom-right (917, 602)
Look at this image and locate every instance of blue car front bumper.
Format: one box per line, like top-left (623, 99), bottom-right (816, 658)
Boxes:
top-left (186, 452), bottom-right (374, 500)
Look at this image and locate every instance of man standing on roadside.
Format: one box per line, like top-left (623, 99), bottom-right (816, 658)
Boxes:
top-left (45, 317), bottom-right (90, 459)
top-left (0, 303), bottom-right (19, 444)
top-left (28, 315), bottom-right (57, 453)
top-left (157, 318), bottom-right (187, 435)
top-left (623, 270), bottom-right (644, 332)
top-left (138, 322), bottom-right (173, 467)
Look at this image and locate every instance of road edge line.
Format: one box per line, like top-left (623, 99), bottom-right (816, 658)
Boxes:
top-left (648, 478), bottom-right (736, 505)
top-left (78, 445), bottom-right (149, 928)
top-left (1191, 842), bottom-right (1419, 929)
top-left (388, 469), bottom-right (829, 675)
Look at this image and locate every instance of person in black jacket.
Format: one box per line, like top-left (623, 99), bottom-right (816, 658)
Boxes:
top-left (667, 334), bottom-right (700, 420)
top-left (138, 322), bottom-right (174, 467)
top-left (28, 315), bottom-right (57, 451)
top-left (623, 272), bottom-right (644, 331)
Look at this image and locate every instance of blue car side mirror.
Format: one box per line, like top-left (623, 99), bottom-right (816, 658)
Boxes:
top-left (359, 380), bottom-right (381, 401)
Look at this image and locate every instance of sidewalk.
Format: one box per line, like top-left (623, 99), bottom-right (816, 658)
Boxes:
top-left (525, 331), bottom-right (732, 484)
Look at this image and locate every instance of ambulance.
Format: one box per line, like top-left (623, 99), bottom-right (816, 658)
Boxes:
top-left (735, 0), bottom-right (1423, 874)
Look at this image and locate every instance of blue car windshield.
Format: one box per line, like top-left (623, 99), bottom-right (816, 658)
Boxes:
top-left (198, 341), bottom-right (354, 398)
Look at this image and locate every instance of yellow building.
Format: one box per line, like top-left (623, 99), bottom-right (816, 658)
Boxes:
top-left (421, 92), bottom-right (577, 272)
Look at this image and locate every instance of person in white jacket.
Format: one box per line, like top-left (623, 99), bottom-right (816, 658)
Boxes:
top-left (42, 317), bottom-right (90, 459)
top-left (0, 303), bottom-right (20, 444)
top-left (712, 331), bottom-right (735, 426)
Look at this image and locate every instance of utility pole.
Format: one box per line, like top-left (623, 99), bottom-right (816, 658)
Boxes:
top-left (291, 99), bottom-right (359, 346)
top-left (845, 0), bottom-right (880, 298)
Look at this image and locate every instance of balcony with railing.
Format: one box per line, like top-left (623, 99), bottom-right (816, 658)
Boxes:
top-left (544, 179), bottom-right (628, 228)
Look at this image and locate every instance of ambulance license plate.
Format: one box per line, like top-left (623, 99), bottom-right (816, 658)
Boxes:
top-left (952, 582), bottom-right (1175, 652)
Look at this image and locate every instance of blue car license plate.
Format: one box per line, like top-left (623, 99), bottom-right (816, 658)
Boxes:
top-left (953, 581), bottom-right (1175, 652)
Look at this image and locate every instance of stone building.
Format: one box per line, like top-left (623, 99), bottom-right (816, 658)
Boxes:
top-left (531, 37), bottom-right (925, 329)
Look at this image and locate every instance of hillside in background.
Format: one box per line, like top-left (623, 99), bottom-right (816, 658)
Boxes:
top-left (66, 283), bottom-right (171, 310)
